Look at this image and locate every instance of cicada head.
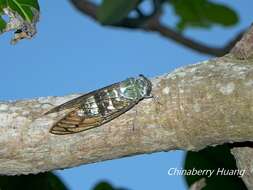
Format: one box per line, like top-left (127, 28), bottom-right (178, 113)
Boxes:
top-left (119, 75), bottom-right (152, 100)
top-left (135, 74), bottom-right (152, 98)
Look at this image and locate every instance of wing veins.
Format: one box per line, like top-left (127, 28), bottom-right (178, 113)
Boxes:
top-left (44, 81), bottom-right (121, 115)
top-left (50, 100), bottom-right (138, 135)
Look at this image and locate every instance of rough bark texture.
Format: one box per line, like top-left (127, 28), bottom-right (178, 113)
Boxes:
top-left (1, 53), bottom-right (253, 175)
top-left (227, 24), bottom-right (253, 190)
top-left (231, 147), bottom-right (253, 190)
top-left (231, 23), bottom-right (253, 60)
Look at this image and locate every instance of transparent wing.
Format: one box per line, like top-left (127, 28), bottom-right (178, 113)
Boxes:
top-left (50, 101), bottom-right (137, 135)
top-left (44, 81), bottom-right (121, 115)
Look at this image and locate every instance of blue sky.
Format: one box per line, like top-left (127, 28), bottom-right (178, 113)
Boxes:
top-left (0, 1), bottom-right (252, 190)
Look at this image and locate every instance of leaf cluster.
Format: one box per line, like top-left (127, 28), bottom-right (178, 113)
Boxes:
top-left (96, 0), bottom-right (238, 30)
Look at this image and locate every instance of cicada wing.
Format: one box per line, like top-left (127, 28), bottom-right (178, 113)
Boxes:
top-left (44, 82), bottom-right (121, 115)
top-left (49, 109), bottom-right (104, 135)
top-left (49, 101), bottom-right (137, 135)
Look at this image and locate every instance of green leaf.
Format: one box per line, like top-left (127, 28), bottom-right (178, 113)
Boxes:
top-left (97, 0), bottom-right (140, 25)
top-left (6, 0), bottom-right (40, 22)
top-left (184, 145), bottom-right (247, 190)
top-left (0, 172), bottom-right (68, 190)
top-left (169, 0), bottom-right (238, 30)
top-left (0, 16), bottom-right (6, 32)
top-left (92, 181), bottom-right (128, 190)
top-left (0, 0), bottom-right (40, 44)
top-left (205, 2), bottom-right (238, 26)
top-left (0, 0), bottom-right (7, 11)
top-left (93, 181), bottom-right (114, 190)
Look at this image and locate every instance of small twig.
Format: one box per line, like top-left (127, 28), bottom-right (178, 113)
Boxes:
top-left (69, 0), bottom-right (243, 57)
top-left (135, 7), bottom-right (145, 18)
top-left (231, 147), bottom-right (253, 189)
top-left (189, 178), bottom-right (206, 190)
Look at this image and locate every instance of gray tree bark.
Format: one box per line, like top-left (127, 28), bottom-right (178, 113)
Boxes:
top-left (1, 24), bottom-right (253, 190)
top-left (231, 147), bottom-right (253, 189)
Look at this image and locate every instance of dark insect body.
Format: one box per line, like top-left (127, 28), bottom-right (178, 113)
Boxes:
top-left (45, 75), bottom-right (152, 135)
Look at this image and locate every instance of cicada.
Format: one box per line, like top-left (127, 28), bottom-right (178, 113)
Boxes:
top-left (45, 75), bottom-right (152, 135)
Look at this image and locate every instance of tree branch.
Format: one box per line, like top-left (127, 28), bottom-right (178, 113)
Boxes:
top-left (227, 24), bottom-right (253, 190)
top-left (1, 53), bottom-right (253, 175)
top-left (189, 178), bottom-right (206, 190)
top-left (65, 3), bottom-right (253, 187)
top-left (69, 0), bottom-right (244, 57)
top-left (231, 147), bottom-right (253, 190)
top-left (0, 1), bottom-right (252, 179)
top-left (230, 23), bottom-right (253, 59)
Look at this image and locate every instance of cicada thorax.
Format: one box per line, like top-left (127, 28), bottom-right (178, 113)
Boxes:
top-left (80, 86), bottom-right (135, 118)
